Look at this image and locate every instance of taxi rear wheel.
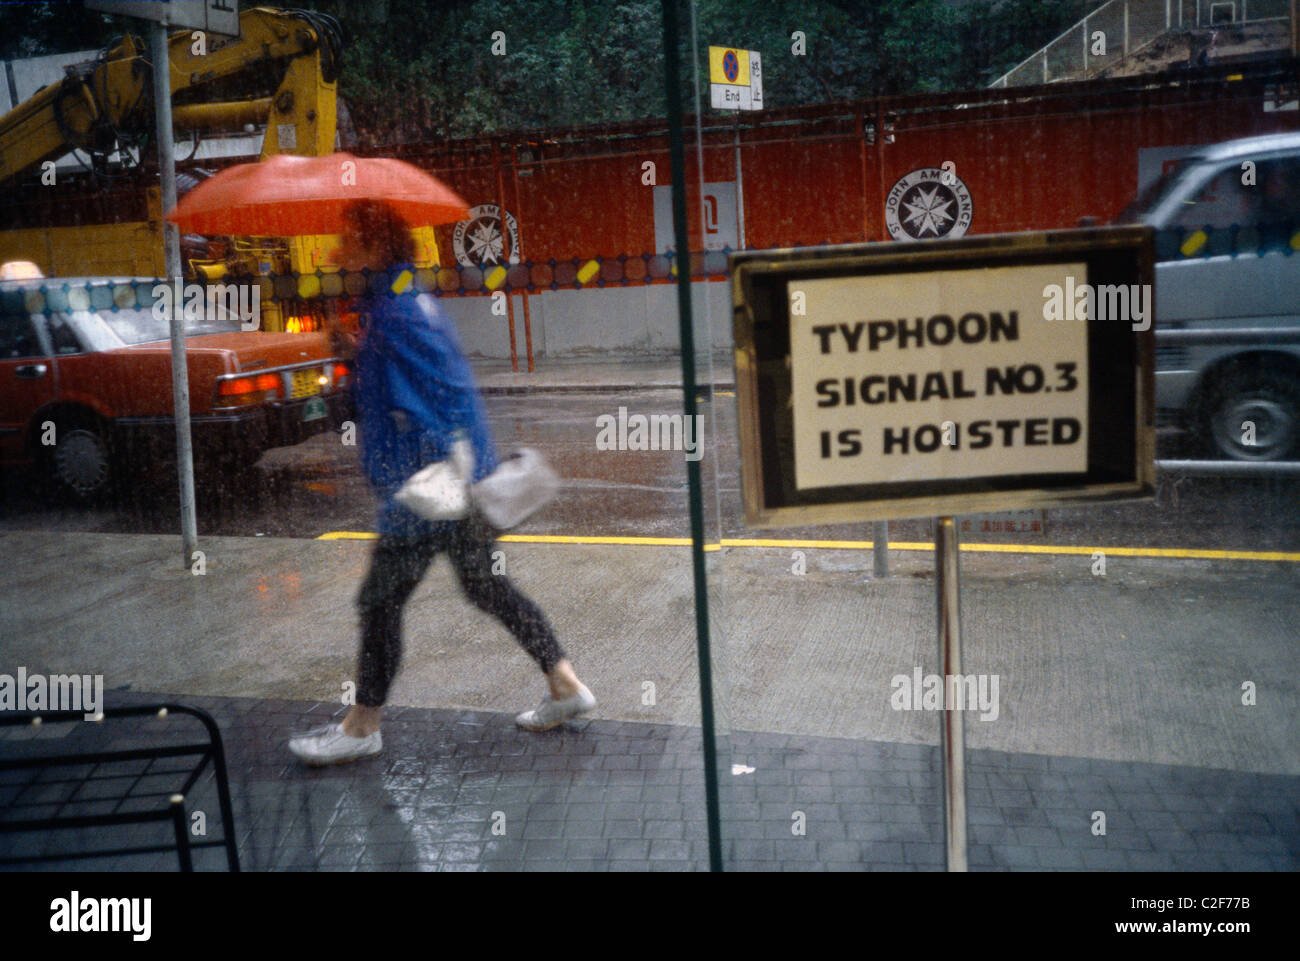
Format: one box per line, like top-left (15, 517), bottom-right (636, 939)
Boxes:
top-left (44, 415), bottom-right (115, 502)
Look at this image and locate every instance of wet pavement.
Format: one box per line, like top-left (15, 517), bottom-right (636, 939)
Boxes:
top-left (3, 690), bottom-right (1296, 872)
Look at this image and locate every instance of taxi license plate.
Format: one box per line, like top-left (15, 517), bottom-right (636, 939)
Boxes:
top-left (302, 396), bottom-right (328, 422)
top-left (292, 369), bottom-right (323, 397)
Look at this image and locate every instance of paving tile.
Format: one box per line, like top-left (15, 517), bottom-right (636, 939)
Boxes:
top-left (643, 820), bottom-right (685, 840)
top-left (901, 841), bottom-right (944, 865)
top-left (523, 839), bottom-right (566, 860)
top-left (1034, 847), bottom-right (1084, 869)
top-left (563, 838), bottom-right (609, 859)
top-left (1124, 850), bottom-right (1176, 870)
top-left (988, 845), bottom-right (1040, 868)
top-left (1016, 826), bottom-right (1063, 847)
top-left (855, 841), bottom-right (904, 862)
top-left (1193, 831), bottom-right (1247, 853)
top-left (969, 823), bottom-right (1014, 845)
top-left (1079, 848), bottom-right (1128, 870)
top-left (1170, 850), bottom-right (1227, 871)
top-left (648, 839), bottom-right (692, 860)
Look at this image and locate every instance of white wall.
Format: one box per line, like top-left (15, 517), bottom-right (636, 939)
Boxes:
top-left (438, 280), bottom-right (735, 360)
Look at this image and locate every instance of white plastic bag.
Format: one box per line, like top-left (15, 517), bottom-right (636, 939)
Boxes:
top-left (472, 448), bottom-right (560, 529)
top-left (393, 436), bottom-right (475, 521)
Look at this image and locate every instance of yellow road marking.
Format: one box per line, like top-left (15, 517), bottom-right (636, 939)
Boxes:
top-left (316, 531), bottom-right (1299, 562)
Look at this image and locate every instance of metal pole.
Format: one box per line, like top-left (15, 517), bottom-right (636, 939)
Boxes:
top-left (856, 107), bottom-right (870, 238)
top-left (1082, 16), bottom-right (1089, 77)
top-left (150, 19), bottom-right (197, 570)
top-left (493, 141), bottom-right (518, 373)
top-left (169, 794), bottom-right (193, 871)
top-left (510, 143), bottom-right (534, 372)
top-left (1157, 459), bottom-right (1300, 476)
top-left (733, 110), bottom-right (745, 250)
top-left (663, 0), bottom-right (723, 873)
top-left (875, 100), bottom-right (887, 240)
top-left (872, 520), bottom-right (889, 577)
top-left (935, 516), bottom-right (968, 872)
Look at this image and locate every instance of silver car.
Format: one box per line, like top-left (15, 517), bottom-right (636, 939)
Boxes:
top-left (1117, 132), bottom-right (1300, 460)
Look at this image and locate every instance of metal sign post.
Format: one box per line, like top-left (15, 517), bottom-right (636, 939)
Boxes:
top-left (935, 516), bottom-right (967, 871)
top-left (709, 46), bottom-right (761, 251)
top-left (148, 17), bottom-right (197, 570)
top-left (733, 111), bottom-right (745, 250)
top-left (873, 520), bottom-right (889, 577)
top-left (92, 1), bottom-right (242, 567)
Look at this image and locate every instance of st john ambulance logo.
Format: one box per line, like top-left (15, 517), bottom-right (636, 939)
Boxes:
top-left (452, 204), bottom-right (521, 267)
top-left (885, 167), bottom-right (973, 241)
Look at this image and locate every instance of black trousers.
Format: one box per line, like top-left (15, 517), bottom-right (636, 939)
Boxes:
top-left (355, 512), bottom-right (564, 707)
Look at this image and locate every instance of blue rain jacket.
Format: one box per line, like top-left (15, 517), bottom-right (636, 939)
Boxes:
top-left (353, 273), bottom-right (498, 537)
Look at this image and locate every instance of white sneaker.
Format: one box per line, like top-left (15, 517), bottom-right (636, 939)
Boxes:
top-left (515, 684), bottom-right (596, 731)
top-left (288, 722), bottom-right (382, 766)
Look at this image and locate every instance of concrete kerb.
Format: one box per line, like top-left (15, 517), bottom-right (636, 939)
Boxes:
top-left (468, 357), bottom-right (734, 395)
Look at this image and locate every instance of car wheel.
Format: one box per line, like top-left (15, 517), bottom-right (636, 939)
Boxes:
top-left (1203, 367), bottom-right (1300, 461)
top-left (49, 418), bottom-right (113, 501)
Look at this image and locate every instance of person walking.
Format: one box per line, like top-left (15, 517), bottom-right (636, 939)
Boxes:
top-left (290, 199), bottom-right (594, 766)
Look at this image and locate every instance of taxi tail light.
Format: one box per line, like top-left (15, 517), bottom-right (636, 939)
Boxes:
top-left (284, 315), bottom-right (320, 333)
top-left (332, 362), bottom-right (350, 388)
top-left (217, 372), bottom-right (281, 405)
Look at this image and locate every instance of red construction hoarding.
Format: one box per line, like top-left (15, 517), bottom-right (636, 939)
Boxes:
top-left (374, 59), bottom-right (1299, 278)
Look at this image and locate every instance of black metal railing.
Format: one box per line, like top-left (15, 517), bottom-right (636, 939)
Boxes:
top-left (0, 703), bottom-right (240, 872)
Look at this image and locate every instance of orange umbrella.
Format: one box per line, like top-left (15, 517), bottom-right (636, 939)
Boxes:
top-left (165, 152), bottom-right (469, 235)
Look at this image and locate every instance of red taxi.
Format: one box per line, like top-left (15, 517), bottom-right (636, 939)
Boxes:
top-left (0, 269), bottom-right (351, 499)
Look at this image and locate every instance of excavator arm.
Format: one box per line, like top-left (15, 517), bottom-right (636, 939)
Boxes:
top-left (0, 6), bottom-right (345, 187)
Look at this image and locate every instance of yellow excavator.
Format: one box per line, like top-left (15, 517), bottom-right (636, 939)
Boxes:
top-left (0, 6), bottom-right (436, 332)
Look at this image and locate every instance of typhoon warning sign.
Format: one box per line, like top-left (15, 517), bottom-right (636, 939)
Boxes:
top-left (729, 228), bottom-right (1156, 526)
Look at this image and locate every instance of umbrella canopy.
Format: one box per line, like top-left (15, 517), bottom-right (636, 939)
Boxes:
top-left (165, 152), bottom-right (469, 236)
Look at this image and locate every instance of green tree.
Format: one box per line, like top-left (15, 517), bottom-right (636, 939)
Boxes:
top-left (0, 0), bottom-right (1108, 139)
top-left (0, 1), bottom-right (134, 60)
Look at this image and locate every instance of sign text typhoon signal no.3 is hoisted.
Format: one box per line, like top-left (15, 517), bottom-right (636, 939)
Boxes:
top-left (789, 263), bottom-right (1090, 490)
